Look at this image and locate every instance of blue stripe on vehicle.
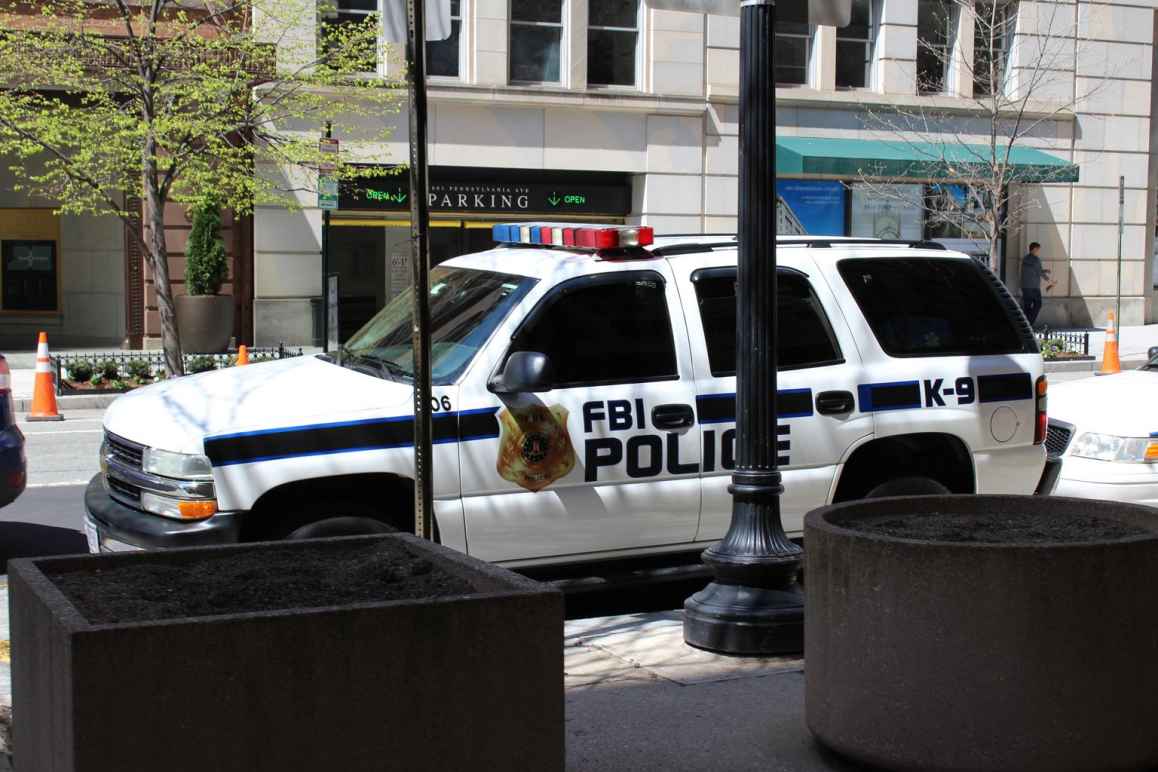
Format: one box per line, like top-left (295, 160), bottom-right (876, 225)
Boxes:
top-left (204, 407), bottom-right (501, 467)
top-left (695, 389), bottom-right (814, 424)
top-left (858, 380), bottom-right (922, 413)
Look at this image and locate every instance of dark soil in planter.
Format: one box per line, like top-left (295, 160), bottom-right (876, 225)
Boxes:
top-left (49, 539), bottom-right (477, 623)
top-left (845, 510), bottom-right (1150, 543)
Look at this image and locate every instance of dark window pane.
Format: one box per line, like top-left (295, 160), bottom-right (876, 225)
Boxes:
top-left (695, 270), bottom-right (842, 376)
top-left (590, 0), bottom-right (638, 28)
top-left (515, 275), bottom-right (677, 385)
top-left (775, 35), bottom-right (808, 84)
top-left (836, 39), bottom-right (868, 87)
top-left (847, 0), bottom-right (871, 30)
top-left (777, 2), bottom-right (809, 24)
top-left (588, 29), bottom-right (637, 85)
top-left (337, 0), bottom-right (376, 12)
top-left (320, 14), bottom-right (377, 71)
top-left (2, 240), bottom-right (57, 311)
top-left (427, 18), bottom-right (461, 76)
top-left (916, 45), bottom-right (944, 93)
top-left (837, 258), bottom-right (1035, 357)
top-left (510, 25), bottom-right (562, 82)
top-left (918, 0), bottom-right (951, 44)
top-left (512, 0), bottom-right (562, 23)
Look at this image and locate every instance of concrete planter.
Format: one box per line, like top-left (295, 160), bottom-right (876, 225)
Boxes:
top-left (11, 534), bottom-right (563, 772)
top-left (805, 495), bottom-right (1158, 772)
top-left (176, 293), bottom-right (233, 353)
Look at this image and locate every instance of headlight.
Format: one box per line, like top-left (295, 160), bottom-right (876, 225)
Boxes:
top-left (1069, 432), bottom-right (1158, 463)
top-left (141, 447), bottom-right (214, 479)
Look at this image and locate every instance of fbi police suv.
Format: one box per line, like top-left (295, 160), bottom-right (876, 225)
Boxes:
top-left (86, 226), bottom-right (1054, 567)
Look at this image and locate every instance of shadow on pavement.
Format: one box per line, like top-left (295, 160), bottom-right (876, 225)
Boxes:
top-left (0, 522), bottom-right (87, 571)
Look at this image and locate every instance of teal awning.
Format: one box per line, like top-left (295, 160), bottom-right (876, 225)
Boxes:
top-left (776, 136), bottom-right (1079, 183)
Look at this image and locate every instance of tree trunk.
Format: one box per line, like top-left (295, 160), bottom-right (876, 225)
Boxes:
top-left (142, 165), bottom-right (184, 376)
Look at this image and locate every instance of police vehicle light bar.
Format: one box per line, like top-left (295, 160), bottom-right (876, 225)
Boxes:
top-left (492, 223), bottom-right (654, 250)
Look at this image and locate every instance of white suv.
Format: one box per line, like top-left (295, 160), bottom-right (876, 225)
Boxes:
top-left (86, 227), bottom-right (1051, 567)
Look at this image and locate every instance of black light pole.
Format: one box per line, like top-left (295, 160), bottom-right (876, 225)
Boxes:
top-left (321, 121), bottom-right (333, 352)
top-left (684, 0), bottom-right (805, 655)
top-left (405, 0), bottom-right (434, 541)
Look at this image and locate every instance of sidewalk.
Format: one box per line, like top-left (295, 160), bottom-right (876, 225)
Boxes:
top-left (565, 612), bottom-right (856, 771)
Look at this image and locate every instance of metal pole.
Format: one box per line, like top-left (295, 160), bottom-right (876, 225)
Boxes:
top-left (1117, 175), bottom-right (1124, 325)
top-left (684, 0), bottom-right (804, 655)
top-left (321, 122), bottom-right (333, 352)
top-left (406, 0), bottom-right (434, 541)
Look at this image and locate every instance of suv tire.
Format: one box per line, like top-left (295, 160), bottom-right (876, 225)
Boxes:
top-left (286, 516), bottom-right (397, 540)
top-left (866, 476), bottom-right (950, 498)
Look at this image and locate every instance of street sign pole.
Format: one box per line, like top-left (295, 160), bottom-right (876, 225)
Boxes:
top-left (1116, 175), bottom-right (1124, 326)
top-left (318, 124), bottom-right (338, 352)
top-left (683, 0), bottom-right (805, 655)
top-left (406, 0), bottom-right (434, 541)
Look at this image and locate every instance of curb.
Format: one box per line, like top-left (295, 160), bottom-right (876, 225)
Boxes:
top-left (1043, 358), bottom-right (1146, 374)
top-left (13, 393), bottom-right (120, 412)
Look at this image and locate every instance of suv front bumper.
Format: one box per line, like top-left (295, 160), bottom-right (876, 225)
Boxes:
top-left (84, 474), bottom-right (242, 551)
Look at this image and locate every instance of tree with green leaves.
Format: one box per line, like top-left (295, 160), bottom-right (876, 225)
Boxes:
top-left (0, 0), bottom-right (400, 374)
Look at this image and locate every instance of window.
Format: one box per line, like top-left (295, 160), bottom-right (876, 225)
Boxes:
top-left (319, 0), bottom-right (378, 72)
top-left (776, 3), bottom-right (812, 85)
top-left (512, 273), bottom-right (677, 387)
top-left (2, 240), bottom-right (57, 311)
top-left (837, 258), bottom-right (1036, 357)
top-left (836, 0), bottom-right (873, 88)
top-left (973, 2), bottom-right (1014, 97)
top-left (510, 0), bottom-right (564, 83)
top-left (694, 269), bottom-right (842, 377)
top-left (917, 0), bottom-right (955, 94)
top-left (342, 266), bottom-right (538, 384)
top-left (588, 0), bottom-right (640, 87)
top-left (924, 184), bottom-right (990, 240)
top-left (427, 0), bottom-right (462, 78)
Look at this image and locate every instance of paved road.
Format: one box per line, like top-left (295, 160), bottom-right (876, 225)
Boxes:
top-left (0, 409), bottom-right (102, 568)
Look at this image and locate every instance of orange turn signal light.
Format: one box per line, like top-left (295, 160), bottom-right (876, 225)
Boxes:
top-left (178, 500), bottom-right (218, 520)
top-left (1145, 443), bottom-right (1158, 462)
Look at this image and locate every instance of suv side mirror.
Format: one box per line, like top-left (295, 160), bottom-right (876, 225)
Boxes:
top-left (488, 351), bottom-right (552, 393)
top-left (1149, 346), bottom-right (1158, 361)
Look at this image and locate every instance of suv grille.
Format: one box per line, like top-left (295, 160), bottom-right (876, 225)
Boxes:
top-left (106, 431), bottom-right (144, 469)
top-left (1045, 422), bottom-right (1074, 457)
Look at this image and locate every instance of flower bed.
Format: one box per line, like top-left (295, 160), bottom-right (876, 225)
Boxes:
top-left (54, 346), bottom-right (302, 395)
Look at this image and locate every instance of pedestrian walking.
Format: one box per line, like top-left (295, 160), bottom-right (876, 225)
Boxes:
top-left (1020, 242), bottom-right (1052, 327)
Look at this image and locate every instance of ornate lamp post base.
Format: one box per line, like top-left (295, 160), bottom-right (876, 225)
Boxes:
top-left (684, 581), bottom-right (803, 656)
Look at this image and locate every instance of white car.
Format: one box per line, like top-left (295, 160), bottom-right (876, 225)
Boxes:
top-left (1047, 356), bottom-right (1158, 506)
top-left (86, 227), bottom-right (1051, 567)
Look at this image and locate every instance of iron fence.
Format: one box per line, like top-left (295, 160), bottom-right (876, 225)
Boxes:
top-left (1035, 329), bottom-right (1091, 361)
top-left (53, 345), bottom-right (304, 395)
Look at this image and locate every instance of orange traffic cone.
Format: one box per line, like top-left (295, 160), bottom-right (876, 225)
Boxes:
top-left (27, 331), bottom-right (63, 421)
top-left (1097, 311), bottom-right (1121, 376)
top-left (236, 345), bottom-right (249, 366)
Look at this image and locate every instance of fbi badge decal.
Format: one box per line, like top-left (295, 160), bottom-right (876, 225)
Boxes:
top-left (496, 404), bottom-right (576, 492)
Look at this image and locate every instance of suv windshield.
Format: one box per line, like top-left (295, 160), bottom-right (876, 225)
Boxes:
top-left (837, 257), bottom-right (1038, 358)
top-left (341, 266), bottom-right (537, 384)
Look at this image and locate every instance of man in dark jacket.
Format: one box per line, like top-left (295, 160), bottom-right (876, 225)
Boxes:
top-left (1020, 242), bottom-right (1050, 326)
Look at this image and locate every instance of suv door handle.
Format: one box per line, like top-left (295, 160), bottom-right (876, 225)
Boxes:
top-left (652, 403), bottom-right (695, 430)
top-left (816, 390), bottom-right (855, 415)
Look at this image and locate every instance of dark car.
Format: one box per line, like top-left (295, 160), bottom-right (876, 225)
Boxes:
top-left (0, 354), bottom-right (26, 507)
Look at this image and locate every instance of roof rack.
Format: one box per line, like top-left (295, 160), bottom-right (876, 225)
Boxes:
top-left (804, 239), bottom-right (947, 250)
top-left (649, 241), bottom-right (739, 257)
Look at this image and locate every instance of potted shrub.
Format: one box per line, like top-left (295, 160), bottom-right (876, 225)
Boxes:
top-left (11, 533), bottom-right (563, 772)
top-left (177, 198), bottom-right (233, 353)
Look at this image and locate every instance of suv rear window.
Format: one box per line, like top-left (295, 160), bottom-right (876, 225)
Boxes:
top-left (837, 257), bottom-right (1037, 358)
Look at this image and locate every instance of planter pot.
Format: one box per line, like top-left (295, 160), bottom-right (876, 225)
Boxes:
top-left (11, 534), bottom-right (563, 772)
top-left (804, 495), bottom-right (1158, 772)
top-left (176, 293), bottom-right (233, 353)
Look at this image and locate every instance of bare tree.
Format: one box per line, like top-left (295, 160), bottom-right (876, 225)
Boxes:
top-left (859, 0), bottom-right (1107, 274)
